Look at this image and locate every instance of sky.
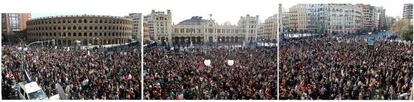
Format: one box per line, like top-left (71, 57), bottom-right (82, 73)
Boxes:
top-left (2, 0), bottom-right (278, 25)
top-left (281, 0), bottom-right (413, 18)
top-left (1, 0), bottom-right (412, 24)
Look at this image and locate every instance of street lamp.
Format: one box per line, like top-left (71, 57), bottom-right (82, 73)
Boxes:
top-left (19, 39), bottom-right (55, 76)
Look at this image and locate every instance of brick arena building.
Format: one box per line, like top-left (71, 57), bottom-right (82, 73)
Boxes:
top-left (26, 15), bottom-right (132, 46)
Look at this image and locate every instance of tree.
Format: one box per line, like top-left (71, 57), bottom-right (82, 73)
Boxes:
top-left (391, 19), bottom-right (413, 41)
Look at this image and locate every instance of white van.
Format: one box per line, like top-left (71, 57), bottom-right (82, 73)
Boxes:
top-left (18, 82), bottom-right (48, 100)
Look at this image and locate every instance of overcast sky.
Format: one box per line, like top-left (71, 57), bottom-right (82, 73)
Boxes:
top-left (1, 0), bottom-right (412, 24)
top-left (1, 0), bottom-right (278, 25)
top-left (281, 0), bottom-right (413, 18)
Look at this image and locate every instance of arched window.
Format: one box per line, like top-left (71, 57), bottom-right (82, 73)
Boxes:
top-left (73, 26), bottom-right (77, 30)
top-left (73, 19), bottom-right (77, 23)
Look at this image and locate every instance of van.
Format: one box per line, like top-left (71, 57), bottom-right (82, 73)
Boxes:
top-left (17, 82), bottom-right (48, 100)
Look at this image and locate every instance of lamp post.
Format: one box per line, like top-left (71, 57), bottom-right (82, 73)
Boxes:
top-left (19, 39), bottom-right (55, 81)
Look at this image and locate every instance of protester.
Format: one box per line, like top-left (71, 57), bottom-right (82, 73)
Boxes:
top-left (2, 44), bottom-right (141, 100)
top-left (279, 36), bottom-right (413, 100)
top-left (144, 46), bottom-right (277, 100)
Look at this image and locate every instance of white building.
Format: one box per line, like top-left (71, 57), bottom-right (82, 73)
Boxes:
top-left (262, 14), bottom-right (277, 41)
top-left (128, 13), bottom-right (143, 41)
top-left (238, 14), bottom-right (259, 43)
top-left (171, 15), bottom-right (243, 45)
top-left (323, 4), bottom-right (363, 34)
top-left (287, 4), bottom-right (374, 35)
top-left (144, 10), bottom-right (172, 45)
top-left (144, 10), bottom-right (274, 46)
top-left (403, 3), bottom-right (413, 20)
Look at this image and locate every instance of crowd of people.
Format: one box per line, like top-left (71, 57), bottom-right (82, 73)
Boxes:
top-left (144, 46), bottom-right (277, 99)
top-left (280, 36), bottom-right (413, 100)
top-left (2, 44), bottom-right (141, 100)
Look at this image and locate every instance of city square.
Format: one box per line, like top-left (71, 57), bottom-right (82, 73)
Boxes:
top-left (0, 0), bottom-right (413, 101)
top-left (143, 10), bottom-right (277, 99)
top-left (2, 14), bottom-right (142, 100)
top-left (279, 3), bottom-right (413, 100)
